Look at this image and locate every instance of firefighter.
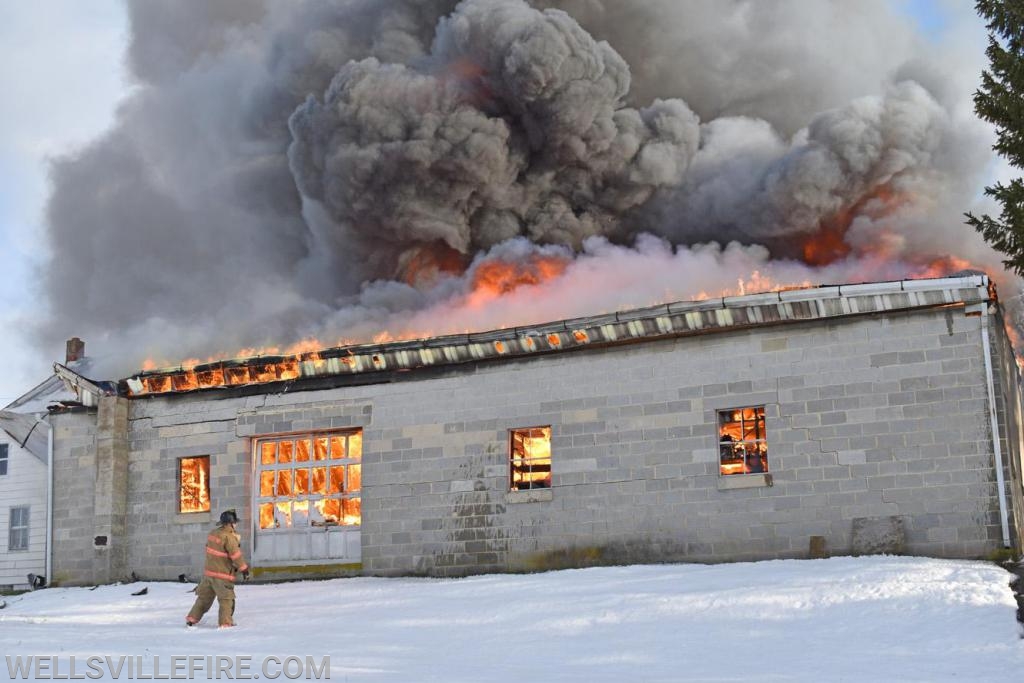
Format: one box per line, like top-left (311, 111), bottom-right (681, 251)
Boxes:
top-left (186, 509), bottom-right (249, 628)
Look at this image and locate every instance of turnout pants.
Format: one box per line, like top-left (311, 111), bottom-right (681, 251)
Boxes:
top-left (186, 576), bottom-right (235, 626)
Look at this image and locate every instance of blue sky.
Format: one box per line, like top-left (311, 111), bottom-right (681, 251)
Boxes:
top-left (0, 1), bottom-right (998, 405)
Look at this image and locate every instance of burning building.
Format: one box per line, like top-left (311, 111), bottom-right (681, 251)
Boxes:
top-left (42, 274), bottom-right (1024, 584)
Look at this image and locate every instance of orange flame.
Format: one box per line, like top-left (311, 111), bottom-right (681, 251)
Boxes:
top-left (692, 270), bottom-right (814, 300)
top-left (179, 456), bottom-right (210, 513)
top-left (468, 253), bottom-right (569, 307)
top-left (801, 184), bottom-right (909, 266)
top-left (910, 255), bottom-right (975, 279)
top-left (803, 220), bottom-right (852, 266)
top-left (398, 243), bottom-right (468, 288)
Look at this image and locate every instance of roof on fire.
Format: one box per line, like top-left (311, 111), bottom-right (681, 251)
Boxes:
top-left (113, 273), bottom-right (995, 399)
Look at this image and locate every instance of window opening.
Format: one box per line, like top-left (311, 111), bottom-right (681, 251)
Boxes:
top-left (510, 426), bottom-right (552, 490)
top-left (8, 506), bottom-right (29, 551)
top-left (179, 456), bottom-right (211, 513)
top-left (719, 407), bottom-right (767, 476)
top-left (257, 430), bottom-right (362, 530)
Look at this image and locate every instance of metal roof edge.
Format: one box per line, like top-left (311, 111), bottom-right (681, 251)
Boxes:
top-left (121, 274), bottom-right (993, 398)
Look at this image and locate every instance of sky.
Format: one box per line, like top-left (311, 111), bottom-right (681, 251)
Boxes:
top-left (0, 1), bottom-right (128, 405)
top-left (0, 1), bottom-right (1007, 407)
top-left (0, 556), bottom-right (1022, 680)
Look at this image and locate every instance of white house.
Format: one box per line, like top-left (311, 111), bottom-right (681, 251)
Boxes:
top-left (0, 414), bottom-right (48, 591)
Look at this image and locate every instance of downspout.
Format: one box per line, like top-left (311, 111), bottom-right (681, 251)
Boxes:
top-left (45, 416), bottom-right (54, 584)
top-left (979, 304), bottom-right (1012, 548)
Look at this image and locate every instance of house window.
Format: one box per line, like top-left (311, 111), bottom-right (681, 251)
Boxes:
top-left (256, 430), bottom-right (361, 530)
top-left (719, 407), bottom-right (767, 476)
top-left (510, 426), bottom-right (551, 490)
top-left (179, 456), bottom-right (211, 513)
top-left (9, 506), bottom-right (29, 551)
top-left (0, 443), bottom-right (8, 476)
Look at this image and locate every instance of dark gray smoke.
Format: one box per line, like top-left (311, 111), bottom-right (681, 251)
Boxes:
top-left (288, 0), bottom-right (699, 261)
top-left (36, 0), bottom-right (1013, 374)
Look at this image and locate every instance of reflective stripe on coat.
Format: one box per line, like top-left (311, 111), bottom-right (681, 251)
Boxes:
top-left (203, 524), bottom-right (248, 581)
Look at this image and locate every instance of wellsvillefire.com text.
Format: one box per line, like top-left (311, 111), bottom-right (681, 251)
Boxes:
top-left (5, 655), bottom-right (330, 680)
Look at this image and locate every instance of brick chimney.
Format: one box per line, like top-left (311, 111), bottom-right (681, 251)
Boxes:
top-left (66, 337), bottom-right (85, 364)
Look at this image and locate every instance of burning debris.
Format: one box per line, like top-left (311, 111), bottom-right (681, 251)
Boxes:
top-left (36, 1), bottom-right (1022, 373)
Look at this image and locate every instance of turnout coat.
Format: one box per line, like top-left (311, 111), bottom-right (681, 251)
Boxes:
top-left (204, 524), bottom-right (248, 581)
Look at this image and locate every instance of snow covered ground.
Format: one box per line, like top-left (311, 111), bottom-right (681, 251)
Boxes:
top-left (1, 556), bottom-right (1022, 682)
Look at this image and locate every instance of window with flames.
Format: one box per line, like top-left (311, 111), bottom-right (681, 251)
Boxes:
top-left (718, 407), bottom-right (767, 476)
top-left (256, 431), bottom-right (361, 530)
top-left (178, 456), bottom-right (211, 513)
top-left (510, 426), bottom-right (551, 491)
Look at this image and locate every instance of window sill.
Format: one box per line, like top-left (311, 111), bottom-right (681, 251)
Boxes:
top-left (717, 473), bottom-right (773, 490)
top-left (175, 512), bottom-right (211, 525)
top-left (506, 489), bottom-right (553, 504)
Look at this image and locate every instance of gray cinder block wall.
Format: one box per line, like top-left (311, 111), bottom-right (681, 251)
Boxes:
top-left (49, 303), bottom-right (1022, 584)
top-left (51, 411), bottom-right (103, 585)
top-left (354, 306), bottom-right (1012, 575)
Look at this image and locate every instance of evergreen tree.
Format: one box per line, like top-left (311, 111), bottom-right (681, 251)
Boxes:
top-left (967, 0), bottom-right (1024, 274)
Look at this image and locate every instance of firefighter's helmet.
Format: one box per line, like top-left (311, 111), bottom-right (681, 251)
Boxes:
top-left (219, 509), bottom-right (239, 526)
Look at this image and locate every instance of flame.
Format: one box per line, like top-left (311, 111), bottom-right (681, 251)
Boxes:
top-left (692, 270), bottom-right (814, 300)
top-left (910, 255), bottom-right (974, 279)
top-left (179, 457), bottom-right (210, 513)
top-left (510, 426), bottom-right (551, 490)
top-left (259, 503), bottom-right (274, 530)
top-left (801, 183), bottom-right (909, 266)
top-left (468, 253), bottom-right (569, 307)
top-left (397, 243), bottom-right (468, 287)
top-left (132, 166), bottom-right (1001, 399)
top-left (802, 220), bottom-right (852, 266)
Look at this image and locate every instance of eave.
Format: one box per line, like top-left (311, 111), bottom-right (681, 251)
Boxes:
top-left (121, 274), bottom-right (993, 399)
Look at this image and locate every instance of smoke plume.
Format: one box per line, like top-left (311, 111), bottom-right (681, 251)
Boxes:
top-left (37, 0), bottom-right (1017, 375)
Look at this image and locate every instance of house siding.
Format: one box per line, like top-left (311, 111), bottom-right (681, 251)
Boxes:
top-left (49, 302), bottom-right (1022, 584)
top-left (0, 436), bottom-right (47, 589)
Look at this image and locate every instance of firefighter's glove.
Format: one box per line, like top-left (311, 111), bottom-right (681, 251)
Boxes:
top-left (241, 570), bottom-right (250, 581)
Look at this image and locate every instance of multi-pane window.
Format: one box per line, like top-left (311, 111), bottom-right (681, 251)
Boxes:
top-left (257, 430), bottom-right (362, 530)
top-left (510, 426), bottom-right (551, 490)
top-left (9, 506), bottom-right (29, 551)
top-left (719, 407), bottom-right (767, 476)
top-left (179, 456), bottom-right (211, 513)
top-left (0, 443), bottom-right (8, 476)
